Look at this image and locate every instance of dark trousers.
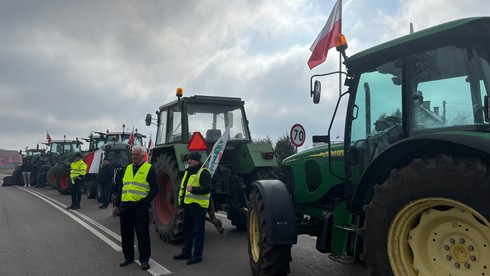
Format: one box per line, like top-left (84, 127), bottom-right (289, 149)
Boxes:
top-left (120, 204), bottom-right (151, 262)
top-left (182, 211), bottom-right (206, 258)
top-left (100, 182), bottom-right (111, 206)
top-left (71, 179), bottom-right (82, 206)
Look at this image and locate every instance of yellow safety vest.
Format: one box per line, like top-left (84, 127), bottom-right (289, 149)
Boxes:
top-left (122, 163), bottom-right (151, 202)
top-left (179, 168), bottom-right (211, 208)
top-left (70, 159), bottom-right (87, 183)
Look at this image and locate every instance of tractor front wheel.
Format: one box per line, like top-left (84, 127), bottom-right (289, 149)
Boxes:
top-left (362, 155), bottom-right (490, 276)
top-left (247, 187), bottom-right (291, 276)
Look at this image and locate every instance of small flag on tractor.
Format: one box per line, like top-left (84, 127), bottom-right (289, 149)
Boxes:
top-left (205, 127), bottom-right (230, 177)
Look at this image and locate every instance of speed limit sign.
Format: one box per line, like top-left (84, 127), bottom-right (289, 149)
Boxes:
top-left (290, 124), bottom-right (306, 147)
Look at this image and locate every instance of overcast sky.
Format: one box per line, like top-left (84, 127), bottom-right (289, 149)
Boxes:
top-left (1, 0), bottom-right (488, 151)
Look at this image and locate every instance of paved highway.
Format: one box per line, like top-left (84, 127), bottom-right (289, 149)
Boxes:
top-left (0, 174), bottom-right (368, 276)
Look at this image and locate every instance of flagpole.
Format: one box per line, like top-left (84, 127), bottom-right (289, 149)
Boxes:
top-left (338, 0), bottom-right (343, 96)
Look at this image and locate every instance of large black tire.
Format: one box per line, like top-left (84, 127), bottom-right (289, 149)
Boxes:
top-left (46, 166), bottom-right (58, 189)
top-left (151, 153), bottom-right (184, 243)
top-left (2, 176), bottom-right (13, 186)
top-left (230, 167), bottom-right (278, 230)
top-left (247, 187), bottom-right (292, 276)
top-left (12, 167), bottom-right (23, 186)
top-left (85, 180), bottom-right (96, 199)
top-left (96, 180), bottom-right (103, 203)
top-left (57, 167), bottom-right (71, 195)
top-left (362, 155), bottom-right (490, 276)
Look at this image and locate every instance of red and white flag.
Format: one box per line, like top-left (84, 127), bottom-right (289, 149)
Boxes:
top-left (147, 133), bottom-right (152, 150)
top-left (308, 0), bottom-right (342, 69)
top-left (46, 131), bottom-right (52, 145)
top-left (128, 127), bottom-right (135, 145)
top-left (85, 148), bottom-right (103, 174)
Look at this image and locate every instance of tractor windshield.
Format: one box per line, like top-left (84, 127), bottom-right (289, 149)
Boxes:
top-left (349, 43), bottom-right (490, 163)
top-left (104, 150), bottom-right (130, 169)
top-left (186, 103), bottom-right (249, 142)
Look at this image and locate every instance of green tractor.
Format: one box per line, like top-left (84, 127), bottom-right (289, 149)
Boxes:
top-left (45, 138), bottom-right (83, 194)
top-left (5, 146), bottom-right (50, 186)
top-left (145, 90), bottom-right (278, 243)
top-left (248, 17), bottom-right (490, 275)
top-left (82, 129), bottom-right (146, 199)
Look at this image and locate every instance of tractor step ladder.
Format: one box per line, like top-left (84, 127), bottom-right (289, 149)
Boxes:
top-left (330, 216), bottom-right (361, 264)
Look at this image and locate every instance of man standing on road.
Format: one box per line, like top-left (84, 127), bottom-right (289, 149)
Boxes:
top-left (112, 145), bottom-right (158, 271)
top-left (98, 157), bottom-right (114, 209)
top-left (21, 157), bottom-right (33, 187)
top-left (67, 153), bottom-right (87, 210)
top-left (173, 151), bottom-right (211, 265)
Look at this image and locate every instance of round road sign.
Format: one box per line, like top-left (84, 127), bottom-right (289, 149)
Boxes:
top-left (290, 124), bottom-right (306, 147)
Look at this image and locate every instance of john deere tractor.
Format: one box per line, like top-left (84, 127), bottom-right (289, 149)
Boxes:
top-left (248, 17), bottom-right (490, 275)
top-left (145, 90), bottom-right (278, 243)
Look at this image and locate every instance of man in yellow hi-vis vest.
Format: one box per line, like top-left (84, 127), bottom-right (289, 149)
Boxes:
top-left (173, 151), bottom-right (212, 265)
top-left (66, 153), bottom-right (87, 210)
top-left (113, 145), bottom-right (158, 271)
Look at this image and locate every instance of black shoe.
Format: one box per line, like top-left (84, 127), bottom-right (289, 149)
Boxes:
top-left (141, 262), bottom-right (150, 270)
top-left (173, 254), bottom-right (191, 260)
top-left (66, 205), bottom-right (73, 209)
top-left (186, 258), bottom-right (202, 265)
top-left (119, 260), bottom-right (134, 267)
top-left (99, 205), bottom-right (108, 209)
top-left (71, 206), bottom-right (80, 210)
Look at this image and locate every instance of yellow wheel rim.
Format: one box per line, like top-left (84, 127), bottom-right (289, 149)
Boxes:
top-left (249, 209), bottom-right (261, 263)
top-left (388, 198), bottom-right (490, 276)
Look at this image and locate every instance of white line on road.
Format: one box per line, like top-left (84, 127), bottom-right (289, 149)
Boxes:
top-left (20, 187), bottom-right (172, 276)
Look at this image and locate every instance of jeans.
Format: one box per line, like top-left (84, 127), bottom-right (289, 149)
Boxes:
top-left (182, 211), bottom-right (206, 258)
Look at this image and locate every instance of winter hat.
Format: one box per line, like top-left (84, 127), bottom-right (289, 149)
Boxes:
top-left (188, 151), bottom-right (202, 162)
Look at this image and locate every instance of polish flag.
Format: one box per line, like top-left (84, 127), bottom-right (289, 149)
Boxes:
top-left (308, 0), bottom-right (342, 69)
top-left (85, 148), bottom-right (103, 174)
top-left (46, 131), bottom-right (52, 145)
top-left (147, 134), bottom-right (152, 150)
top-left (128, 127), bottom-right (135, 145)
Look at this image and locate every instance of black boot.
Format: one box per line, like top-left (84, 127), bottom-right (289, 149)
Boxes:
top-left (71, 201), bottom-right (80, 210)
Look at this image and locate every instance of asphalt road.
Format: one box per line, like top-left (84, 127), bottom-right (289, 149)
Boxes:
top-left (0, 174), bottom-right (368, 276)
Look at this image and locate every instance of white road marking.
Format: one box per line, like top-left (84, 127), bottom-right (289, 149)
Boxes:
top-left (20, 187), bottom-right (172, 275)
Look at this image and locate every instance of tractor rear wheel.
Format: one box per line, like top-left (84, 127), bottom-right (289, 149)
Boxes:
top-left (11, 166), bottom-right (23, 186)
top-left (151, 153), bottom-right (184, 243)
top-left (2, 176), bottom-right (13, 186)
top-left (57, 167), bottom-right (71, 195)
top-left (247, 187), bottom-right (291, 276)
top-left (85, 180), bottom-right (96, 199)
top-left (46, 166), bottom-right (58, 189)
top-left (362, 155), bottom-right (490, 276)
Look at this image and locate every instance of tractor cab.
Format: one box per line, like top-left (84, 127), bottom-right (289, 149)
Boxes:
top-left (147, 93), bottom-right (251, 148)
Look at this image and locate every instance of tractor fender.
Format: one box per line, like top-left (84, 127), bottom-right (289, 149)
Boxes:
top-left (350, 132), bottom-right (490, 212)
top-left (252, 179), bottom-right (297, 244)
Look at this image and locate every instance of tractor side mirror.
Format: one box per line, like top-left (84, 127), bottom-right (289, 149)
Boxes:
top-left (311, 80), bottom-right (321, 104)
top-left (145, 114), bottom-right (152, 126)
top-left (485, 95), bottom-right (490, 122)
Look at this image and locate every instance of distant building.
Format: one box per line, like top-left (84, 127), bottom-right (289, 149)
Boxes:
top-left (0, 149), bottom-right (22, 169)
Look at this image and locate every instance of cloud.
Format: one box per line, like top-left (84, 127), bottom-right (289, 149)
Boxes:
top-left (0, 0), bottom-right (488, 151)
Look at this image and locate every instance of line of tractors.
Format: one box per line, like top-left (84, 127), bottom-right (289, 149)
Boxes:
top-left (3, 129), bottom-right (145, 202)
top-left (4, 16), bottom-right (490, 276)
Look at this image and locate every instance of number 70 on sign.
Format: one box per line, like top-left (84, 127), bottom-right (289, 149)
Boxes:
top-left (290, 124), bottom-right (306, 147)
